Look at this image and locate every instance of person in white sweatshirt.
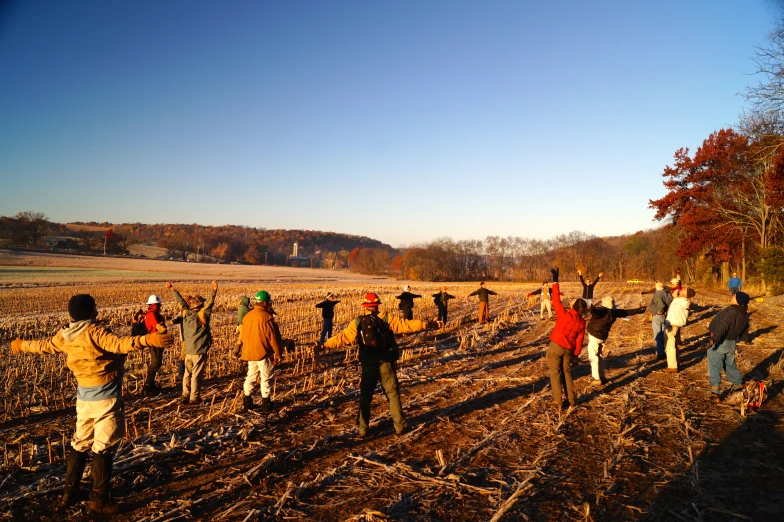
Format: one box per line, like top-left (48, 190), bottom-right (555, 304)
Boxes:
top-left (663, 287), bottom-right (695, 372)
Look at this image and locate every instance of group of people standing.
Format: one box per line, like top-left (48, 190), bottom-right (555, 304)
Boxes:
top-left (7, 272), bottom-right (754, 516)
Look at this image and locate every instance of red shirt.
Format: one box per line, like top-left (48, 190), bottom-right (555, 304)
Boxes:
top-left (144, 304), bottom-right (165, 334)
top-left (549, 283), bottom-right (586, 356)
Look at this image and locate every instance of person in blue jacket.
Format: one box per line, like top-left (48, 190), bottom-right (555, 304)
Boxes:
top-left (728, 272), bottom-right (742, 296)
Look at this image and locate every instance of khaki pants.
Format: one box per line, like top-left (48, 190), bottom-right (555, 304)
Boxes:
top-left (73, 397), bottom-right (125, 454)
top-left (244, 359), bottom-right (274, 398)
top-left (540, 298), bottom-right (552, 319)
top-left (665, 324), bottom-right (680, 369)
top-left (479, 302), bottom-right (490, 323)
top-left (183, 353), bottom-right (208, 400)
top-left (358, 361), bottom-right (406, 434)
top-left (587, 334), bottom-right (605, 381)
top-left (546, 341), bottom-right (576, 406)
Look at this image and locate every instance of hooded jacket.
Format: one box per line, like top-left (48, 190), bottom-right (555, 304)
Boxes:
top-left (549, 283), bottom-right (586, 355)
top-left (173, 288), bottom-right (216, 355)
top-left (237, 297), bottom-right (250, 325)
top-left (432, 291), bottom-right (456, 309)
top-left (17, 320), bottom-right (145, 390)
top-left (239, 305), bottom-right (283, 361)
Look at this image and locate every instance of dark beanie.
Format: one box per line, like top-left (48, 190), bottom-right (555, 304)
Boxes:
top-left (735, 292), bottom-right (750, 306)
top-left (68, 294), bottom-right (96, 321)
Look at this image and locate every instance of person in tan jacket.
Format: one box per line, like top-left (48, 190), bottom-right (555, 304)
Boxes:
top-left (237, 290), bottom-right (283, 413)
top-left (319, 292), bottom-right (433, 437)
top-left (10, 294), bottom-right (173, 517)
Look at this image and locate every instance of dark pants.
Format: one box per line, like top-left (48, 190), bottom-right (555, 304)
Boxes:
top-left (145, 348), bottom-right (164, 388)
top-left (400, 307), bottom-right (413, 320)
top-left (546, 341), bottom-right (576, 406)
top-left (358, 361), bottom-right (406, 434)
top-left (729, 286), bottom-right (740, 295)
top-left (437, 306), bottom-right (447, 323)
top-left (320, 318), bottom-right (333, 344)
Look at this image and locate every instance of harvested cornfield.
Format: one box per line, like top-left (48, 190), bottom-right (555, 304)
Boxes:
top-left (1, 275), bottom-right (783, 521)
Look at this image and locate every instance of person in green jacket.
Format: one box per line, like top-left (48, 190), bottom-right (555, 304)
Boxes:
top-left (167, 280), bottom-right (218, 404)
top-left (468, 282), bottom-right (497, 324)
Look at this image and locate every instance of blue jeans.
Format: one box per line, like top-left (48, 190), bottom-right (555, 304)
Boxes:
top-left (319, 318), bottom-right (333, 344)
top-left (652, 314), bottom-right (666, 358)
top-left (729, 286), bottom-right (740, 295)
top-left (707, 339), bottom-right (742, 392)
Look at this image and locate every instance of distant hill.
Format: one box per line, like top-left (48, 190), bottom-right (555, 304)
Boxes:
top-left (67, 221), bottom-right (395, 266)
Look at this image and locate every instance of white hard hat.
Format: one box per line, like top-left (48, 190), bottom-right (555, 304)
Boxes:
top-left (147, 294), bottom-right (162, 305)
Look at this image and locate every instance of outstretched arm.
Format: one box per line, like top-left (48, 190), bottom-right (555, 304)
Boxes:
top-left (324, 320), bottom-right (360, 349)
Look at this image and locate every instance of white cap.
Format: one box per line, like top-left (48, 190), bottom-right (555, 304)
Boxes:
top-left (147, 294), bottom-right (162, 305)
top-left (601, 295), bottom-right (614, 308)
top-left (403, 285), bottom-right (410, 292)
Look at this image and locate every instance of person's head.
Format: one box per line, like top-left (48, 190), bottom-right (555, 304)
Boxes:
top-left (733, 272), bottom-right (738, 277)
top-left (441, 285), bottom-right (447, 291)
top-left (732, 291), bottom-right (750, 306)
top-left (326, 292), bottom-right (335, 300)
top-left (655, 281), bottom-right (664, 291)
top-left (601, 295), bottom-right (615, 309)
top-left (254, 290), bottom-right (271, 307)
top-left (480, 282), bottom-right (486, 287)
top-left (69, 294), bottom-right (97, 321)
top-left (572, 298), bottom-right (588, 315)
top-left (678, 287), bottom-right (695, 299)
top-left (146, 294), bottom-right (162, 309)
top-left (542, 281), bottom-right (548, 286)
top-left (186, 295), bottom-right (206, 310)
top-left (362, 292), bottom-right (382, 313)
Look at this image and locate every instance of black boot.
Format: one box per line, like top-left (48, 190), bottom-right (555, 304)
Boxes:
top-left (58, 447), bottom-right (88, 511)
top-left (87, 452), bottom-right (119, 517)
top-left (242, 395), bottom-right (254, 412)
top-left (260, 397), bottom-right (273, 413)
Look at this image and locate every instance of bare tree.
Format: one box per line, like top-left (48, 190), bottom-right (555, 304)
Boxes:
top-left (14, 211), bottom-right (50, 246)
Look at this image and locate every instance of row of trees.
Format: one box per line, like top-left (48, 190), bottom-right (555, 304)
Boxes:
top-left (0, 212), bottom-right (58, 247)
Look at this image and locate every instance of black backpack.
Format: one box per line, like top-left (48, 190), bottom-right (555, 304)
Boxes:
top-left (131, 319), bottom-right (147, 337)
top-left (357, 315), bottom-right (397, 354)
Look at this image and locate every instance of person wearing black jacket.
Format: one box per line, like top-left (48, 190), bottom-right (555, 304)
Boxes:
top-left (315, 293), bottom-right (340, 344)
top-left (586, 296), bottom-right (645, 384)
top-left (578, 270), bottom-right (603, 308)
top-left (432, 286), bottom-right (456, 327)
top-left (707, 292), bottom-right (750, 399)
top-left (395, 286), bottom-right (422, 320)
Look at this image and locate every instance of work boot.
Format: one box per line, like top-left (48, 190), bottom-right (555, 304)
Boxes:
top-left (88, 452), bottom-right (119, 517)
top-left (242, 395), bottom-right (254, 412)
top-left (180, 395), bottom-right (190, 405)
top-left (57, 447), bottom-right (88, 511)
top-left (260, 397), bottom-right (273, 413)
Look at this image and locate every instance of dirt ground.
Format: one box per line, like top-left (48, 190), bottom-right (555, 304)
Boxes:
top-left (1, 281), bottom-right (783, 521)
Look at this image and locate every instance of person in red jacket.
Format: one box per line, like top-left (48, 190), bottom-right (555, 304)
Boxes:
top-left (142, 295), bottom-right (167, 396)
top-left (546, 268), bottom-right (588, 410)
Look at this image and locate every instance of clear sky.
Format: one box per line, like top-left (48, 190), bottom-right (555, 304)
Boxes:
top-left (0, 1), bottom-right (777, 247)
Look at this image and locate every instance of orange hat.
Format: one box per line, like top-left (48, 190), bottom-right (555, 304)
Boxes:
top-left (362, 292), bottom-right (382, 307)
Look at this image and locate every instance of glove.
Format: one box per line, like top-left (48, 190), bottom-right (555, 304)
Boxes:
top-left (156, 324), bottom-right (167, 333)
top-left (526, 293), bottom-right (532, 297)
top-left (233, 341), bottom-right (242, 358)
top-left (551, 268), bottom-right (559, 283)
top-left (571, 354), bottom-right (580, 365)
top-left (11, 339), bottom-right (23, 354)
top-left (141, 332), bottom-right (174, 348)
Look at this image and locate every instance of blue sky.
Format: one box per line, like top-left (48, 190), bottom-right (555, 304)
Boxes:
top-left (0, 1), bottom-right (777, 246)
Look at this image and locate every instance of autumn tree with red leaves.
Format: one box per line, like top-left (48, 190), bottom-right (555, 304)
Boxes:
top-left (650, 128), bottom-right (784, 292)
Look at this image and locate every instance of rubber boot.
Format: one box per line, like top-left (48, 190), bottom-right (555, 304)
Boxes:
top-left (58, 447), bottom-right (88, 511)
top-left (260, 397), bottom-right (273, 413)
top-left (88, 452), bottom-right (119, 517)
top-left (242, 395), bottom-right (254, 412)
